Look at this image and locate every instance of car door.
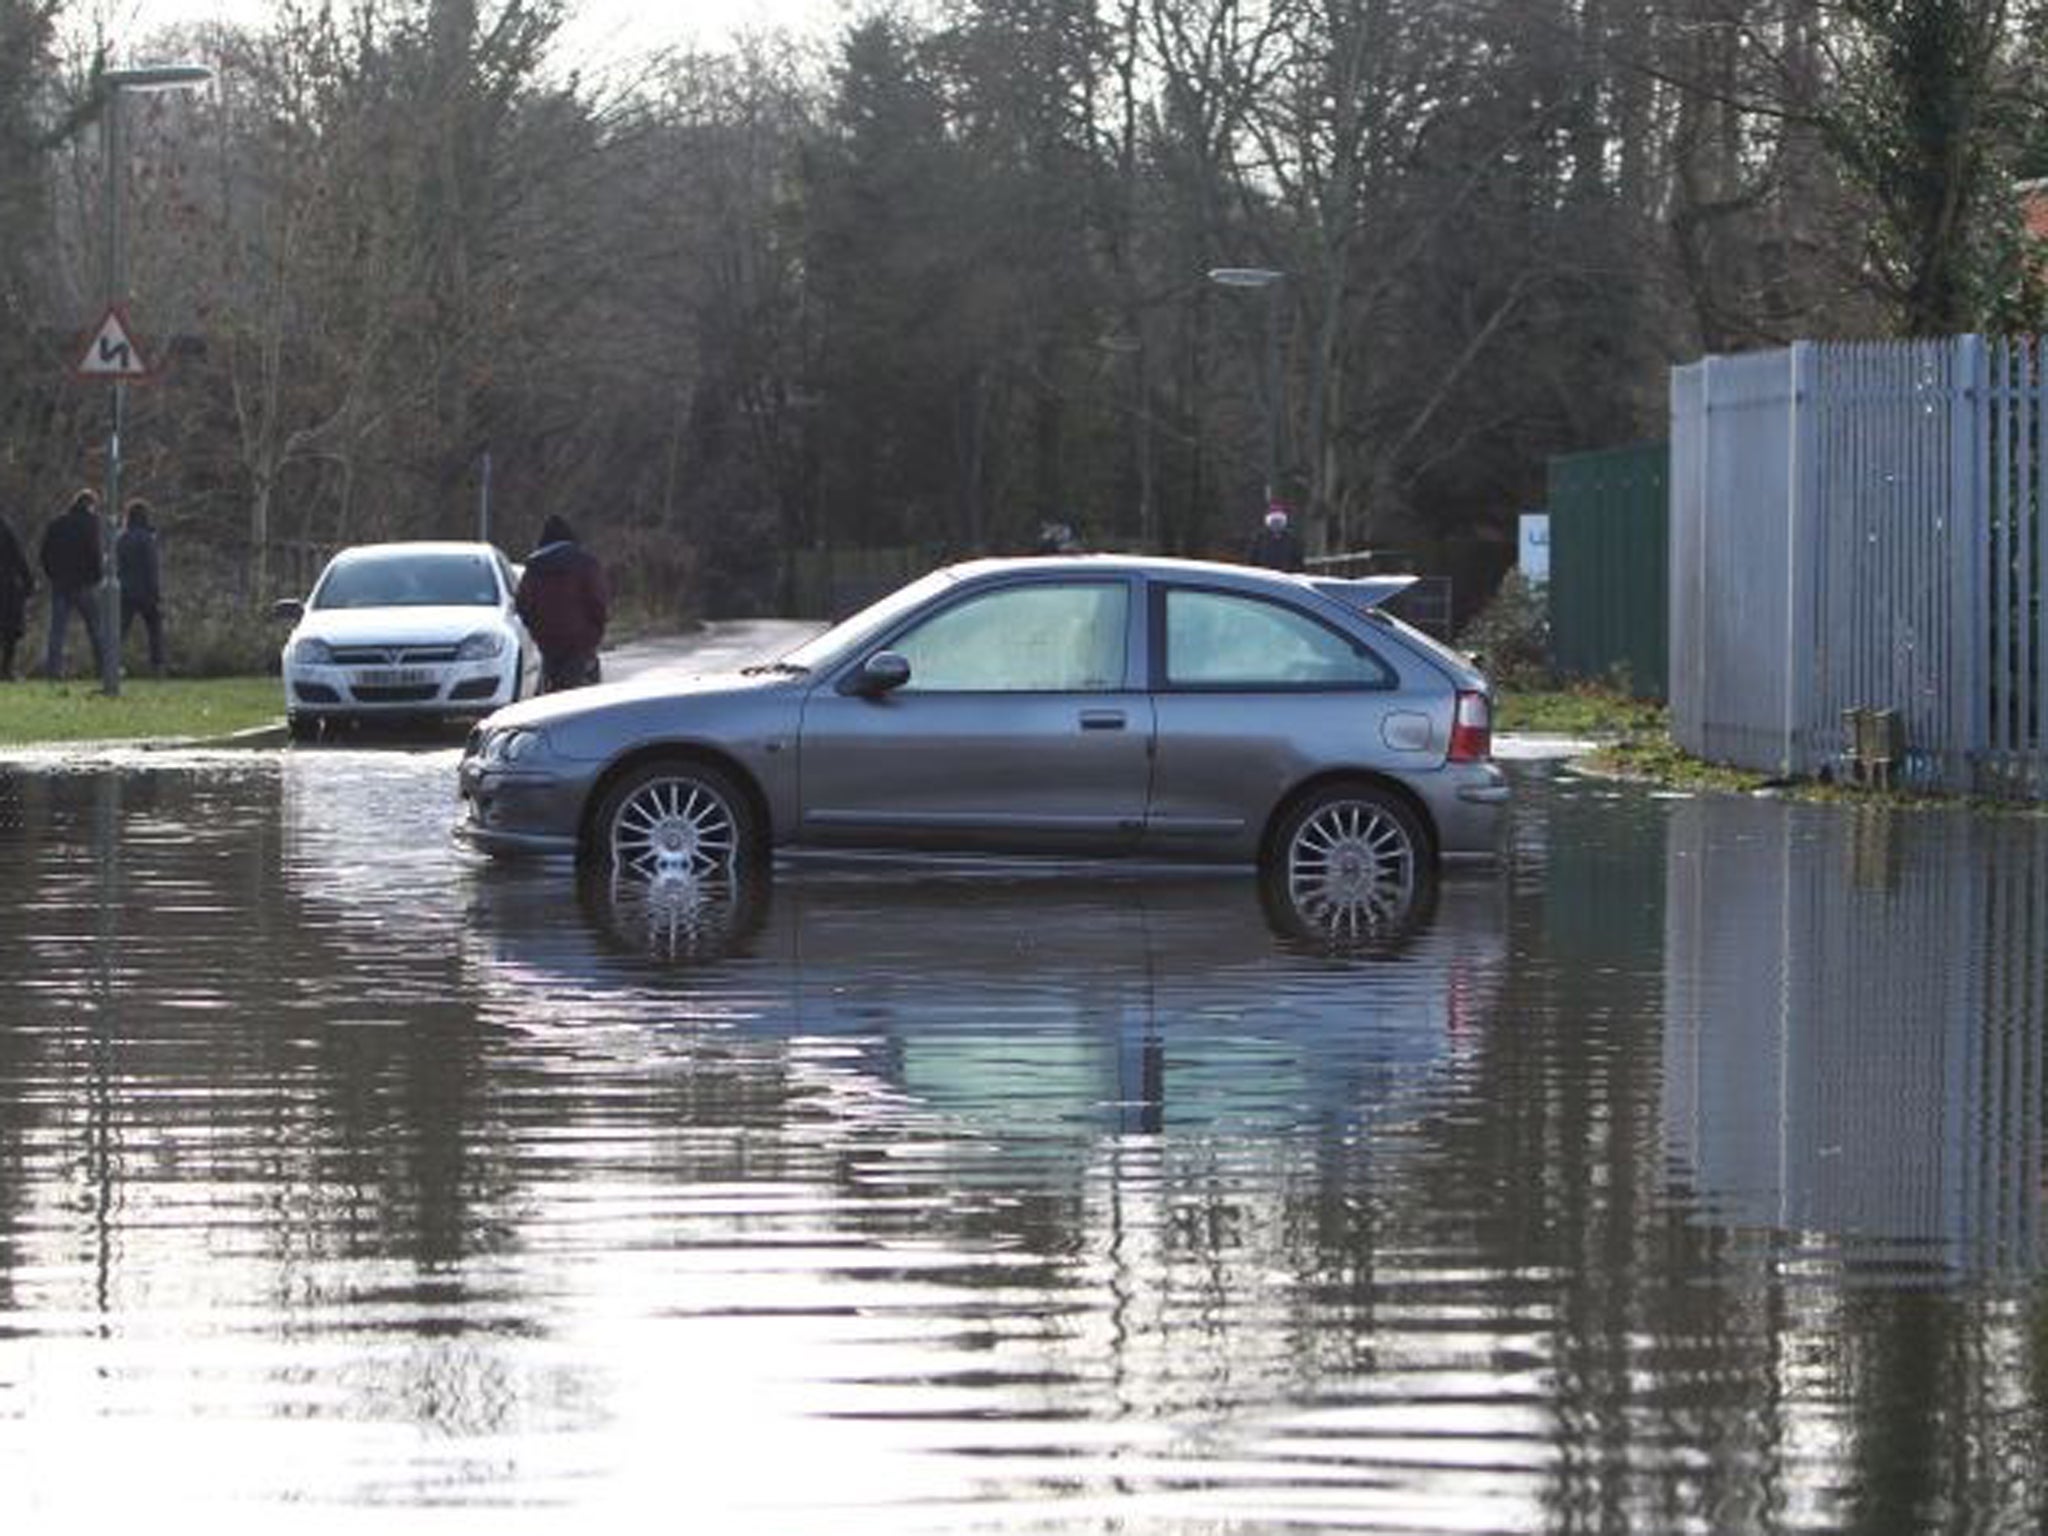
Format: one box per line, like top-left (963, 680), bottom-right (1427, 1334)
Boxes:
top-left (796, 574), bottom-right (1154, 855)
top-left (1141, 582), bottom-right (1441, 859)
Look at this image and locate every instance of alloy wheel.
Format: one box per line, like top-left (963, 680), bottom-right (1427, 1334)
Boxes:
top-left (1285, 796), bottom-right (1418, 938)
top-left (609, 775), bottom-right (740, 882)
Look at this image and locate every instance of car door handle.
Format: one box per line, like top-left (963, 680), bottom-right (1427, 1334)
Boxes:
top-left (1078, 709), bottom-right (1127, 731)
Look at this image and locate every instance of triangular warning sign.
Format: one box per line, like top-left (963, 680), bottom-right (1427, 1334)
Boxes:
top-left (75, 306), bottom-right (151, 380)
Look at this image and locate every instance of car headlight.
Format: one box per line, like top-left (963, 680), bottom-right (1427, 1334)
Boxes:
top-left (288, 635), bottom-right (334, 665)
top-left (457, 630), bottom-right (506, 661)
top-left (484, 727), bottom-right (549, 765)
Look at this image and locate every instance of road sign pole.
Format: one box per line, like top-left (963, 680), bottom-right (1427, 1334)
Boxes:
top-left (102, 380), bottom-right (125, 695)
top-left (82, 63), bottom-right (208, 695)
top-left (99, 89), bottom-right (125, 697)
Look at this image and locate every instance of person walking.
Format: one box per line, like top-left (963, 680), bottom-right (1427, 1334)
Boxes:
top-left (38, 489), bottom-right (107, 680)
top-left (116, 499), bottom-right (167, 675)
top-left (1243, 502), bottom-right (1305, 571)
top-left (0, 511), bottom-right (32, 680)
top-left (515, 514), bottom-right (610, 693)
top-left (1034, 519), bottom-right (1081, 555)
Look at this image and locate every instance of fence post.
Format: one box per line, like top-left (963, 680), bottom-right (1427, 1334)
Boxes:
top-left (1951, 335), bottom-right (1988, 793)
top-left (1784, 342), bottom-right (1816, 778)
top-left (1679, 357), bottom-right (1714, 754)
top-left (1667, 365), bottom-right (1694, 750)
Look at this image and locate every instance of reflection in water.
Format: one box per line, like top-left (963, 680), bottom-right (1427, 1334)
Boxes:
top-left (585, 866), bottom-right (771, 963)
top-left (1665, 798), bottom-right (2048, 1274)
top-left (0, 753), bottom-right (2042, 1530)
top-left (1654, 794), bottom-right (2048, 1535)
top-left (577, 851), bottom-right (1440, 971)
top-left (486, 860), bottom-right (1483, 1151)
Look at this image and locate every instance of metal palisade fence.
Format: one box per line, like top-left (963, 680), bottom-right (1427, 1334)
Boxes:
top-left (1671, 335), bottom-right (2048, 798)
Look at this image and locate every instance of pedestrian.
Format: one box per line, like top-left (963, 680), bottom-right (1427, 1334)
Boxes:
top-left (38, 488), bottom-right (107, 680)
top-left (116, 498), bottom-right (167, 676)
top-left (515, 514), bottom-right (610, 693)
top-left (1243, 502), bottom-right (1305, 571)
top-left (0, 510), bottom-right (32, 680)
top-left (1034, 519), bottom-right (1080, 555)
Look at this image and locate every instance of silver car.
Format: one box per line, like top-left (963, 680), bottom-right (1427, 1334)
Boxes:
top-left (456, 556), bottom-right (1507, 916)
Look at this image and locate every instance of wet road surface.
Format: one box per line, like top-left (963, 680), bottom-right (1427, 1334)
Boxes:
top-left (601, 618), bottom-right (826, 684)
top-left (0, 747), bottom-right (2043, 1531)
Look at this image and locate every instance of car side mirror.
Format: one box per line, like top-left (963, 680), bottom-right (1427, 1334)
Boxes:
top-left (271, 598), bottom-right (305, 623)
top-left (850, 650), bottom-right (911, 697)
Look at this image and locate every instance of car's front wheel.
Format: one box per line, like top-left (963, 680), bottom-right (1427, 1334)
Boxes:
top-left (593, 760), bottom-right (753, 883)
top-left (1270, 782), bottom-right (1428, 931)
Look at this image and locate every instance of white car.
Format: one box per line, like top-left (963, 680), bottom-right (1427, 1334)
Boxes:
top-left (275, 541), bottom-right (540, 740)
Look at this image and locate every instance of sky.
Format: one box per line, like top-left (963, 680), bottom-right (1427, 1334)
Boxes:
top-left (106, 0), bottom-right (851, 76)
top-left (550, 0), bottom-right (849, 68)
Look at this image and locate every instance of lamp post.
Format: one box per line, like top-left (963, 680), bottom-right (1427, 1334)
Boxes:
top-left (96, 62), bottom-right (211, 697)
top-left (1207, 266), bottom-right (1284, 506)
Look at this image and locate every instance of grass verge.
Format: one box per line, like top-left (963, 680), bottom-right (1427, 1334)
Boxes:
top-left (1500, 686), bottom-right (1771, 791)
top-left (0, 676), bottom-right (281, 745)
top-left (1503, 684), bottom-right (2047, 811)
top-left (1495, 685), bottom-right (1666, 738)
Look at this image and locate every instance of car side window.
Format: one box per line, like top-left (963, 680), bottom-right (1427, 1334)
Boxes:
top-left (890, 582), bottom-right (1129, 692)
top-left (1163, 587), bottom-right (1394, 688)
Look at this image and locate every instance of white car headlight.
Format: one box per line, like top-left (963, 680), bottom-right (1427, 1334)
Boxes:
top-left (288, 635), bottom-right (334, 665)
top-left (457, 630), bottom-right (506, 661)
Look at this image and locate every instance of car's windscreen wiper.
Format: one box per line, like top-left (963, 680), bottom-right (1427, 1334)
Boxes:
top-left (740, 659), bottom-right (811, 676)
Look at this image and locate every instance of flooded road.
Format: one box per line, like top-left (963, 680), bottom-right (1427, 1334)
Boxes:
top-left (0, 750), bottom-right (2043, 1531)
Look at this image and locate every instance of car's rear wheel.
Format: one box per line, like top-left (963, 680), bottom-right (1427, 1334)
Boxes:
top-left (1271, 782), bottom-right (1427, 932)
top-left (594, 760), bottom-right (752, 883)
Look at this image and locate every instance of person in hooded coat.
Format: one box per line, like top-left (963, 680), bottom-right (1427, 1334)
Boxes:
top-left (0, 511), bottom-right (32, 680)
top-left (515, 514), bottom-right (610, 692)
top-left (1243, 504), bottom-right (1305, 572)
top-left (117, 499), bottom-right (166, 675)
top-left (39, 489), bottom-right (107, 680)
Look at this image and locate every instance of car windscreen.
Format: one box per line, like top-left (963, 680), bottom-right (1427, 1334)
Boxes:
top-left (777, 568), bottom-right (960, 671)
top-left (312, 552), bottom-right (501, 610)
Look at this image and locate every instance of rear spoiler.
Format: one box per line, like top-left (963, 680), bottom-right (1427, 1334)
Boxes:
top-left (1309, 575), bottom-right (1418, 612)
top-left (1312, 574), bottom-right (1486, 681)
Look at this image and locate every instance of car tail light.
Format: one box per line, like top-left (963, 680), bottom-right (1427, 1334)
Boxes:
top-left (1448, 690), bottom-right (1492, 762)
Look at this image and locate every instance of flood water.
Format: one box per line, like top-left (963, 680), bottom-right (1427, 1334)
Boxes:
top-left (1, 749), bottom-right (2044, 1532)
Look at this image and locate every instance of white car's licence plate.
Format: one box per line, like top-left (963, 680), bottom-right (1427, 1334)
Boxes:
top-left (357, 667), bottom-right (435, 687)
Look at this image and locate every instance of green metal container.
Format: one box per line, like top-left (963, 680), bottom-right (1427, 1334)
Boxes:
top-left (1548, 442), bottom-right (1669, 701)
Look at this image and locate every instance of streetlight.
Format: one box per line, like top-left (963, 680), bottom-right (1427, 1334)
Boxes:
top-left (1207, 266), bottom-right (1284, 507)
top-left (96, 62), bottom-right (211, 697)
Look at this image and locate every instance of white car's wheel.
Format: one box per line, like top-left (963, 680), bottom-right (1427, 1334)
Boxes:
top-left (594, 761), bottom-right (752, 882)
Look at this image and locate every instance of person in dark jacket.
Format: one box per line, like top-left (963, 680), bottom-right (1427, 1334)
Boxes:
top-left (515, 514), bottom-right (610, 692)
top-left (38, 489), bottom-right (106, 680)
top-left (1243, 503), bottom-right (1305, 571)
top-left (1034, 519), bottom-right (1080, 555)
top-left (116, 499), bottom-right (167, 675)
top-left (0, 511), bottom-right (32, 680)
